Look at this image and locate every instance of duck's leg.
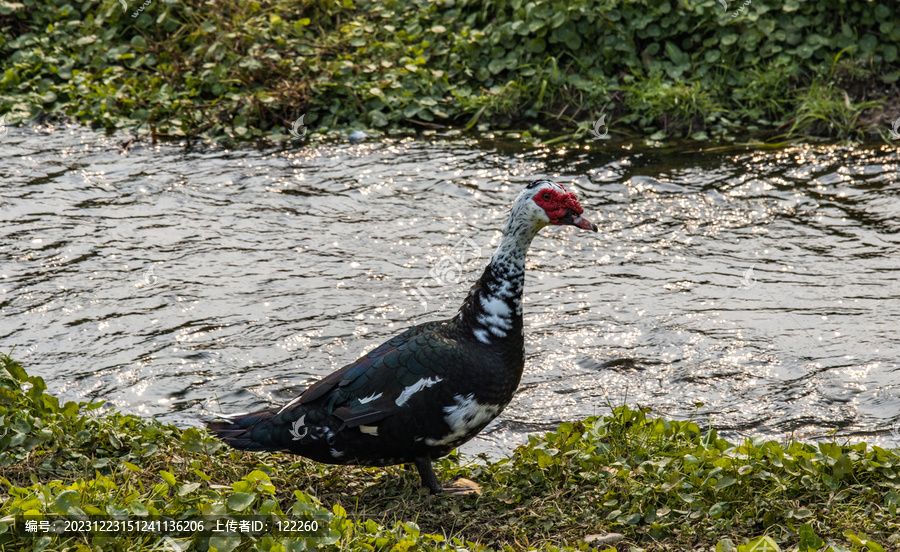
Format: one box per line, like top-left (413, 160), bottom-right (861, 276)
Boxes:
top-left (412, 457), bottom-right (482, 495)
top-left (413, 457), bottom-right (443, 494)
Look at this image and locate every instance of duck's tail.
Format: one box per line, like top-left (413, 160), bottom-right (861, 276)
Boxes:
top-left (206, 410), bottom-right (285, 452)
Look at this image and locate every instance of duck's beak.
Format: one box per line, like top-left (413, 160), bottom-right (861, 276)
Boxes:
top-left (559, 210), bottom-right (598, 232)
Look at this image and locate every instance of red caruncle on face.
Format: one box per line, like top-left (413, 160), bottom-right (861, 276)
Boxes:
top-left (532, 187), bottom-right (585, 224)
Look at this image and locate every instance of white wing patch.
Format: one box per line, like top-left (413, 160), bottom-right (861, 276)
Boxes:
top-left (395, 376), bottom-right (443, 407)
top-left (357, 392), bottom-right (383, 405)
top-left (217, 411), bottom-right (250, 421)
top-left (472, 328), bottom-right (491, 344)
top-left (277, 396), bottom-right (303, 415)
top-left (424, 393), bottom-right (500, 446)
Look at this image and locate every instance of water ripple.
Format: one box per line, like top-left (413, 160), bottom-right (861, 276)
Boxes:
top-left (1, 126), bottom-right (898, 457)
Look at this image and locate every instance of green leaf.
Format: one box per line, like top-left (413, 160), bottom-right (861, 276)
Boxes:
top-left (665, 41), bottom-right (688, 66)
top-left (404, 521), bottom-right (420, 537)
top-left (716, 539), bottom-right (735, 552)
top-left (526, 18), bottom-right (545, 33)
top-left (715, 476), bottom-right (737, 489)
top-left (488, 58), bottom-right (506, 74)
top-left (622, 513), bottom-right (642, 525)
top-left (52, 490), bottom-right (80, 515)
top-left (549, 11), bottom-right (566, 28)
top-left (32, 536), bottom-right (51, 552)
top-left (3, 359), bottom-right (28, 381)
top-left (177, 482), bottom-right (201, 496)
top-left (860, 34), bottom-right (877, 53)
top-left (833, 454), bottom-right (853, 479)
top-left (792, 507), bottom-right (813, 519)
top-left (209, 535), bottom-right (242, 552)
top-left (526, 37), bottom-right (545, 52)
top-left (128, 501), bottom-right (148, 516)
top-left (227, 492), bottom-right (257, 512)
top-left (243, 470), bottom-right (271, 483)
top-left (798, 523), bottom-right (824, 551)
top-left (106, 505), bottom-right (129, 517)
top-left (160, 471), bottom-right (176, 486)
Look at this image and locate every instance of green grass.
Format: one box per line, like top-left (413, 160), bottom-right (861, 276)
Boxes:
top-left (1, 352), bottom-right (898, 551)
top-left (621, 71), bottom-right (719, 139)
top-left (789, 79), bottom-right (884, 138)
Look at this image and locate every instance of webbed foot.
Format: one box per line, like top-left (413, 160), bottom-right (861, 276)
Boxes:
top-left (413, 457), bottom-right (480, 495)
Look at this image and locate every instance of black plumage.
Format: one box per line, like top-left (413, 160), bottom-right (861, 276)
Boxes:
top-left (207, 180), bottom-right (597, 493)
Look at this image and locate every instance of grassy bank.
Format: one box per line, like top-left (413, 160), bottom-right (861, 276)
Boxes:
top-left (0, 0), bottom-right (898, 143)
top-left (2, 353), bottom-right (899, 551)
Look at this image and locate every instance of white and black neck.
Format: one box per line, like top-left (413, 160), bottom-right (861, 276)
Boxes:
top-left (456, 221), bottom-right (540, 345)
top-left (454, 182), bottom-right (559, 345)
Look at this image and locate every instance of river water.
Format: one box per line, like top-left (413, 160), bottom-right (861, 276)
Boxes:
top-left (2, 124), bottom-right (899, 457)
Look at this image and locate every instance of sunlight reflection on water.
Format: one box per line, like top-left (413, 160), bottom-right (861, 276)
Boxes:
top-left (1, 126), bottom-right (898, 458)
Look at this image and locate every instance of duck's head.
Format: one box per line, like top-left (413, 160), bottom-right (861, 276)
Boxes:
top-left (505, 179), bottom-right (598, 235)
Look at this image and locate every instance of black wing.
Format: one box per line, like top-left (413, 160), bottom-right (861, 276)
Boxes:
top-left (286, 320), bottom-right (459, 427)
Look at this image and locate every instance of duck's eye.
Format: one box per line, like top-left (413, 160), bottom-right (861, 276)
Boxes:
top-left (542, 193), bottom-right (551, 201)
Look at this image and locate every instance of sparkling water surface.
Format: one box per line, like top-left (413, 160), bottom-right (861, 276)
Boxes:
top-left (2, 125), bottom-right (899, 458)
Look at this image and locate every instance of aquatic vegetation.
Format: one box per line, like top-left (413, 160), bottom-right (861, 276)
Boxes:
top-left (0, 0), bottom-right (897, 142)
top-left (621, 72), bottom-right (718, 138)
top-left (1, 353), bottom-right (898, 551)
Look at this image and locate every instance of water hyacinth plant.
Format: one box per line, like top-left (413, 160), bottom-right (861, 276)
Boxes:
top-left (0, 0), bottom-right (897, 142)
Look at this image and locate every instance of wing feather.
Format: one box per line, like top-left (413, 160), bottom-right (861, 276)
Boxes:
top-left (290, 321), bottom-right (456, 428)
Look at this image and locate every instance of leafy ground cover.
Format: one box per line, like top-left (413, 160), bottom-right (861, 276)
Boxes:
top-left (2, 352), bottom-right (899, 551)
top-left (0, 0), bottom-right (898, 143)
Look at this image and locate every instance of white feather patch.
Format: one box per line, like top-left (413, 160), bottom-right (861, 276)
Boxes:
top-left (473, 328), bottom-right (491, 344)
top-left (357, 392), bottom-right (383, 405)
top-left (395, 376), bottom-right (443, 407)
top-left (277, 396), bottom-right (303, 415)
top-left (424, 393), bottom-right (500, 446)
top-left (359, 425), bottom-right (379, 436)
top-left (217, 411), bottom-right (250, 421)
top-left (481, 295), bottom-right (511, 319)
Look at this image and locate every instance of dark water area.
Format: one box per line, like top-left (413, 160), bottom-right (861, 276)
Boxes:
top-left (2, 123), bottom-right (899, 458)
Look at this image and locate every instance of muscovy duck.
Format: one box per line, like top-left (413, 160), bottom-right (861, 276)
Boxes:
top-left (207, 180), bottom-right (597, 494)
